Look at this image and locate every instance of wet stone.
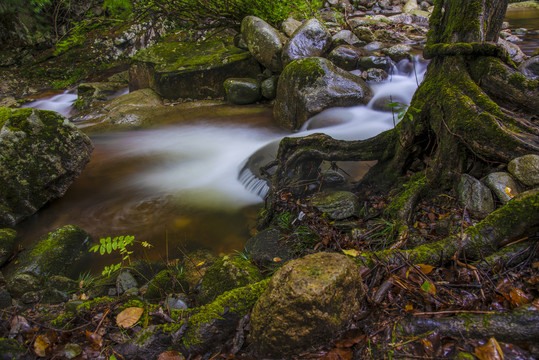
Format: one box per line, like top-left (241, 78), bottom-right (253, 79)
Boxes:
top-left (224, 78), bottom-right (261, 105)
top-left (483, 172), bottom-right (521, 204)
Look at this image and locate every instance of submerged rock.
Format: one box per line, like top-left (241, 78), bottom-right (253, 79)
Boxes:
top-left (250, 252), bottom-right (365, 358)
top-left (0, 108), bottom-right (93, 227)
top-left (274, 57), bottom-right (373, 130)
top-left (282, 19), bottom-right (332, 67)
top-left (129, 35), bottom-right (261, 99)
top-left (241, 16), bottom-right (287, 72)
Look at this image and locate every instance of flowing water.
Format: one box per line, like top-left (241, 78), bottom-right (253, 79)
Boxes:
top-left (505, 7), bottom-right (539, 56)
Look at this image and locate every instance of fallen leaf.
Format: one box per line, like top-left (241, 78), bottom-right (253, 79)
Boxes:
top-left (196, 261), bottom-right (205, 267)
top-left (474, 337), bottom-right (504, 360)
top-left (405, 303), bottom-right (414, 312)
top-left (421, 280), bottom-right (436, 295)
top-left (85, 330), bottom-right (103, 350)
top-left (342, 249), bottom-right (359, 257)
top-left (116, 307), bottom-right (145, 328)
top-left (34, 335), bottom-right (51, 357)
top-left (509, 289), bottom-right (531, 307)
top-left (416, 264), bottom-right (435, 275)
top-left (504, 187), bottom-right (515, 198)
top-left (158, 351), bottom-right (186, 360)
top-left (273, 257), bottom-right (282, 262)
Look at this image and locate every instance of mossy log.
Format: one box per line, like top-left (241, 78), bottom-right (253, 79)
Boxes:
top-left (358, 189), bottom-right (539, 267)
top-left (400, 307), bottom-right (539, 343)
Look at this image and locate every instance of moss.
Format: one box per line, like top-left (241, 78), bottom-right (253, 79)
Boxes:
top-left (182, 278), bottom-right (270, 347)
top-left (384, 174), bottom-right (427, 220)
top-left (50, 312), bottom-right (75, 329)
top-left (77, 296), bottom-right (115, 312)
top-left (0, 338), bottom-right (25, 355)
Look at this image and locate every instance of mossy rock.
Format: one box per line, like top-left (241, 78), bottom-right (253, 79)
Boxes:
top-left (181, 250), bottom-right (218, 291)
top-left (223, 78), bottom-right (261, 105)
top-left (241, 16), bottom-right (287, 72)
top-left (6, 272), bottom-right (41, 299)
top-left (0, 108), bottom-right (93, 227)
top-left (76, 82), bottom-right (125, 109)
top-left (9, 225), bottom-right (92, 280)
top-left (311, 191), bottom-right (360, 220)
top-left (144, 269), bottom-right (187, 300)
top-left (129, 35), bottom-right (261, 100)
top-left (244, 227), bottom-right (294, 267)
top-left (508, 154), bottom-right (539, 187)
top-left (0, 228), bottom-right (16, 267)
top-left (250, 252), bottom-right (365, 358)
top-left (0, 337), bottom-right (25, 359)
top-left (197, 255), bottom-right (263, 304)
top-left (274, 57), bottom-right (373, 130)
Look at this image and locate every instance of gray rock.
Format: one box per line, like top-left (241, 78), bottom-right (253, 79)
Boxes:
top-left (244, 227), bottom-right (294, 267)
top-left (117, 271), bottom-right (138, 294)
top-left (383, 44), bottom-right (412, 62)
top-left (164, 294), bottom-right (189, 310)
top-left (21, 291), bottom-right (41, 304)
top-left (0, 228), bottom-right (16, 267)
top-left (328, 45), bottom-right (363, 71)
top-left (388, 13), bottom-right (414, 24)
top-left (508, 154), bottom-right (539, 187)
top-left (9, 225), bottom-right (92, 279)
top-left (484, 172), bottom-right (521, 204)
top-left (352, 26), bottom-right (375, 43)
top-left (261, 76), bottom-right (278, 99)
top-left (129, 34), bottom-right (261, 99)
top-left (363, 41), bottom-right (384, 52)
top-left (0, 109), bottom-right (93, 227)
top-left (274, 57), bottom-right (373, 130)
top-left (332, 30), bottom-right (362, 47)
top-left (65, 300), bottom-right (84, 313)
top-left (403, 0), bottom-right (419, 13)
top-left (366, 68), bottom-right (389, 82)
top-left (0, 288), bottom-right (12, 308)
top-left (42, 288), bottom-right (69, 304)
top-left (498, 38), bottom-right (528, 64)
top-left (281, 17), bottom-right (302, 37)
top-left (282, 19), bottom-right (332, 67)
top-left (457, 174), bottom-right (495, 215)
top-left (519, 56), bottom-right (539, 79)
top-left (241, 16), bottom-right (287, 72)
top-left (224, 78), bottom-right (261, 105)
top-left (311, 191), bottom-right (360, 220)
top-left (48, 276), bottom-right (78, 292)
top-left (250, 252), bottom-right (365, 358)
top-left (357, 55), bottom-right (393, 71)
top-left (374, 29), bottom-right (410, 43)
top-left (7, 273), bottom-right (41, 299)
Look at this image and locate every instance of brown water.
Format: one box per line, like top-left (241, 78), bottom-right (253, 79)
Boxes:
top-left (505, 7), bottom-right (539, 55)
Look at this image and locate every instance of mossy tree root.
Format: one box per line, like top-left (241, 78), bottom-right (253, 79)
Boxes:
top-left (399, 307), bottom-right (539, 343)
top-left (358, 189), bottom-right (539, 267)
top-left (473, 241), bottom-right (536, 271)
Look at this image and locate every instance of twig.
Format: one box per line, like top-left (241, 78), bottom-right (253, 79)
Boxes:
top-left (412, 310), bottom-right (495, 316)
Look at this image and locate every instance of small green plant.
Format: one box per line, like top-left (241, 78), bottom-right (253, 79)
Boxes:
top-left (90, 235), bottom-right (153, 277)
top-left (276, 211), bottom-right (294, 231)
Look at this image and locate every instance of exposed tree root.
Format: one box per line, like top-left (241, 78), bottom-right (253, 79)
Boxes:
top-left (399, 307), bottom-right (539, 343)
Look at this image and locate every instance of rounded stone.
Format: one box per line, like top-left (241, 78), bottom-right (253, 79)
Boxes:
top-left (332, 30), bottom-right (362, 47)
top-left (261, 76), bottom-right (278, 99)
top-left (241, 16), bottom-right (286, 72)
top-left (508, 154), bottom-right (539, 187)
top-left (7, 273), bottom-right (41, 299)
top-left (366, 68), bottom-right (389, 82)
top-left (457, 174), bottom-right (495, 215)
top-left (250, 252), bottom-right (365, 358)
top-left (224, 78), bottom-right (261, 105)
top-left (357, 56), bottom-right (393, 71)
top-left (383, 44), bottom-right (412, 62)
top-left (311, 190), bottom-right (360, 220)
top-left (483, 172), bottom-right (521, 204)
top-left (244, 227), bottom-right (294, 267)
top-left (328, 45), bottom-right (363, 71)
top-left (282, 18), bottom-right (332, 67)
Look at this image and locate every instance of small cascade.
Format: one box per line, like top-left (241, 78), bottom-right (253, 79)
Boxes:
top-left (238, 57), bottom-right (429, 198)
top-left (22, 90), bottom-right (77, 117)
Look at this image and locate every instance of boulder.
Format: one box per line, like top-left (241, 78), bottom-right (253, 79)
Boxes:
top-left (498, 38), bottom-right (528, 64)
top-left (366, 68), bottom-right (389, 82)
top-left (129, 35), bottom-right (261, 99)
top-left (274, 57), bottom-right (373, 130)
top-left (328, 45), bottom-right (364, 71)
top-left (0, 108), bottom-right (93, 227)
top-left (0, 228), bottom-right (16, 267)
top-left (332, 30), bottom-right (362, 47)
top-left (261, 76), bottom-right (278, 99)
top-left (181, 250), bottom-right (217, 291)
top-left (250, 252), bottom-right (365, 358)
top-left (197, 255), bottom-right (262, 304)
top-left (483, 172), bottom-right (521, 204)
top-left (9, 225), bottom-right (92, 279)
top-left (282, 19), bottom-right (332, 67)
top-left (241, 16), bottom-right (287, 72)
top-left (6, 273), bottom-right (41, 299)
top-left (244, 227), bottom-right (294, 267)
top-left (352, 26), bottom-right (375, 43)
top-left (357, 55), bottom-right (393, 71)
top-left (223, 78), bottom-right (261, 105)
top-left (383, 44), bottom-right (412, 62)
top-left (457, 174), bottom-right (495, 215)
top-left (508, 154), bottom-right (539, 187)
top-left (311, 191), bottom-right (360, 220)
top-left (116, 271), bottom-right (138, 294)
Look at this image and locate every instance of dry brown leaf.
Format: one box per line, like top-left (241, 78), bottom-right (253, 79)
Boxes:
top-left (85, 330), bottom-right (103, 350)
top-left (116, 307), bottom-right (145, 328)
top-left (416, 264), bottom-right (435, 275)
top-left (474, 337), bottom-right (504, 360)
top-left (509, 289), bottom-right (532, 307)
top-left (34, 335), bottom-right (50, 357)
top-left (158, 350), bottom-right (186, 360)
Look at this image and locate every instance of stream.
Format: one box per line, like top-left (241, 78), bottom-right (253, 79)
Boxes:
top-left (16, 9), bottom-right (536, 273)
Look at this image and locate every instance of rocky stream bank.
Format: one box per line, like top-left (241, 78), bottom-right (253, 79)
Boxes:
top-left (0, 0), bottom-right (538, 359)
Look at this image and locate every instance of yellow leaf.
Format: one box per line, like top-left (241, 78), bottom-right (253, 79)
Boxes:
top-left (474, 337), bottom-right (504, 360)
top-left (342, 249), bottom-right (359, 257)
top-left (273, 257), bottom-right (282, 262)
top-left (405, 303), bottom-right (414, 312)
top-left (34, 335), bottom-right (50, 357)
top-left (421, 280), bottom-right (436, 295)
top-left (416, 264), bottom-right (435, 275)
top-left (116, 307), bottom-right (145, 328)
top-left (196, 261), bottom-right (205, 267)
top-left (505, 187), bottom-right (515, 198)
